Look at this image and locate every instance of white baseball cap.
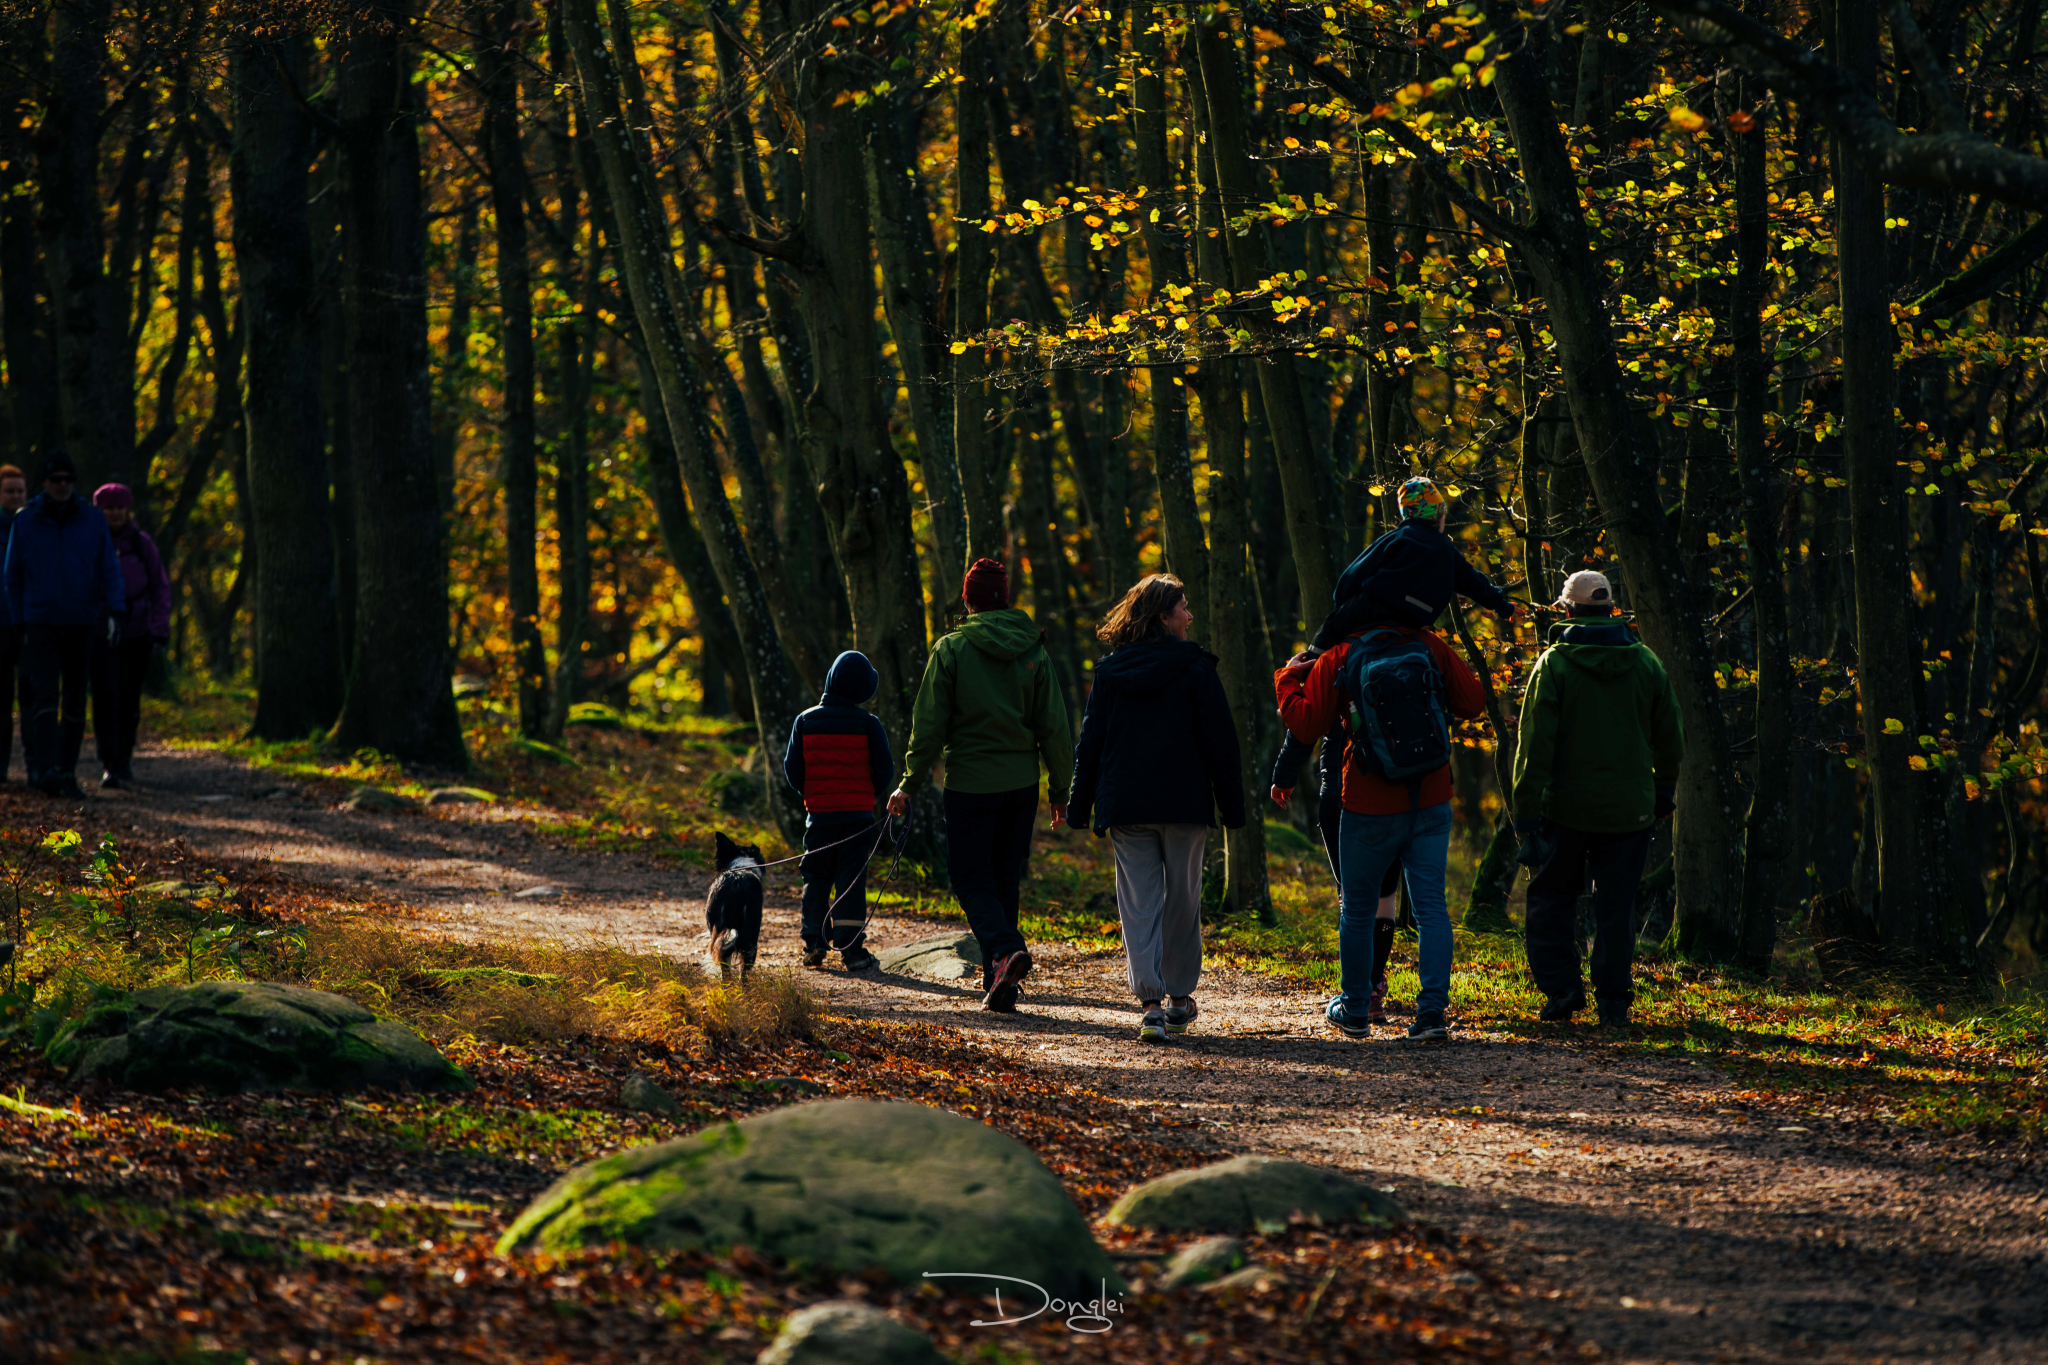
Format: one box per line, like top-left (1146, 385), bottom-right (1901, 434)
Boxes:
top-left (1557, 570), bottom-right (1615, 609)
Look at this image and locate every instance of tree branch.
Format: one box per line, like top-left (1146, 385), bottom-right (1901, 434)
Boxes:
top-left (1911, 216), bottom-right (2048, 319)
top-left (1248, 7), bottom-right (1537, 253)
top-left (701, 215), bottom-right (809, 266)
top-left (1650, 0), bottom-right (2048, 210)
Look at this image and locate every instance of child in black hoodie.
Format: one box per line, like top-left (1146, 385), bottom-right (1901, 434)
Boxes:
top-left (783, 651), bottom-right (894, 972)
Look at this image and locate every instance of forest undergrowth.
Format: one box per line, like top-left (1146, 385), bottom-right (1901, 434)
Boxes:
top-left (0, 684), bottom-right (2037, 1360)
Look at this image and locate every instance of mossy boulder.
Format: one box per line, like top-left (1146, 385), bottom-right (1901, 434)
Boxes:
top-left (427, 786), bottom-right (498, 806)
top-left (1157, 1235), bottom-right (1247, 1289)
top-left (46, 981), bottom-right (472, 1095)
top-left (1106, 1156), bottom-right (1402, 1234)
top-left (498, 1098), bottom-right (1122, 1297)
top-left (874, 933), bottom-right (982, 983)
top-left (757, 1302), bottom-right (950, 1365)
top-left (341, 786), bottom-right (419, 813)
top-left (620, 1072), bottom-right (682, 1115)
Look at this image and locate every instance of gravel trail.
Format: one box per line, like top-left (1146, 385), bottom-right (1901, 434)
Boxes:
top-left (57, 739), bottom-right (2048, 1365)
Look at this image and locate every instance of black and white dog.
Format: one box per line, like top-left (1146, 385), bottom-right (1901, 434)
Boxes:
top-left (704, 831), bottom-right (765, 978)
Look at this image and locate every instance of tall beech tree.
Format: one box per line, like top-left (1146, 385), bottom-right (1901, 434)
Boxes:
top-left (231, 28), bottom-right (342, 741)
top-left (328, 0), bottom-right (467, 768)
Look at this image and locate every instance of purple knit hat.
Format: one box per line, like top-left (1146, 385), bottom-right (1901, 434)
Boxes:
top-left (92, 483), bottom-right (133, 510)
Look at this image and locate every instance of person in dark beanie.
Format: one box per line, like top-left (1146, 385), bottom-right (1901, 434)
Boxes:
top-left (1067, 574), bottom-right (1243, 1043)
top-left (0, 464), bottom-right (29, 780)
top-left (89, 484), bottom-right (169, 788)
top-left (784, 650), bottom-right (892, 973)
top-left (1511, 570), bottom-right (1685, 1028)
top-left (889, 557), bottom-right (1071, 1013)
top-left (4, 451), bottom-right (123, 799)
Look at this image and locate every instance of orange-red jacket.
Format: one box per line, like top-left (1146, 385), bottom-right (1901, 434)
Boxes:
top-left (1273, 627), bottom-right (1485, 815)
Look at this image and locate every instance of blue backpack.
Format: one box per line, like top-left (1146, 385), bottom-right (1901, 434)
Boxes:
top-left (1338, 628), bottom-right (1452, 785)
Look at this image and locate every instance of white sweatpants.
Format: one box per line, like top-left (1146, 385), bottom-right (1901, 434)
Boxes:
top-left (1109, 823), bottom-right (1207, 1002)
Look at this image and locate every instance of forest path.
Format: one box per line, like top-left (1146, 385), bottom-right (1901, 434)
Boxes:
top-left (61, 739), bottom-right (2048, 1365)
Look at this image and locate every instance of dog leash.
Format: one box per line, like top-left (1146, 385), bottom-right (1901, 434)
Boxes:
top-left (821, 813), bottom-right (910, 955)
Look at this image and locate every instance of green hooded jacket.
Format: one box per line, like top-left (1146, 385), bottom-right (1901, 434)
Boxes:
top-left (1510, 620), bottom-right (1685, 833)
top-left (898, 607), bottom-right (1073, 801)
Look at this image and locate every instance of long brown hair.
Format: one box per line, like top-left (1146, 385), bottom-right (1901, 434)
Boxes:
top-left (1097, 574), bottom-right (1186, 651)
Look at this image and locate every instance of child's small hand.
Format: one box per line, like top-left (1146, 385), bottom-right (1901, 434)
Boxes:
top-left (1270, 785), bottom-right (1292, 808)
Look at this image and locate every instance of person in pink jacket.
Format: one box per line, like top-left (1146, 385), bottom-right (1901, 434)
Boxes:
top-left (90, 484), bottom-right (170, 788)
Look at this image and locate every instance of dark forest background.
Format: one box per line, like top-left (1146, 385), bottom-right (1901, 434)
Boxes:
top-left (2, 0), bottom-right (2045, 986)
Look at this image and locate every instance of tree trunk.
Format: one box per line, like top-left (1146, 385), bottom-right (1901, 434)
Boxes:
top-left (1484, 18), bottom-right (1747, 958)
top-left (46, 0), bottom-right (135, 489)
top-left (866, 87), bottom-right (967, 610)
top-left (543, 270), bottom-right (596, 741)
top-left (1194, 17), bottom-right (1339, 623)
top-left (560, 0), bottom-right (802, 805)
top-left (231, 33), bottom-right (343, 741)
top-left (789, 0), bottom-right (930, 758)
top-left (1135, 20), bottom-right (1207, 639)
top-left (480, 0), bottom-right (547, 737)
top-left (1831, 2), bottom-right (1938, 959)
top-left (1724, 83), bottom-right (1791, 973)
top-left (328, 0), bottom-right (468, 769)
top-left (951, 23), bottom-right (1005, 566)
top-left (0, 7), bottom-right (56, 466)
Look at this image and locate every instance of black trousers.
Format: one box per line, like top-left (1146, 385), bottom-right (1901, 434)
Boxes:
top-left (0, 626), bottom-right (24, 780)
top-left (1524, 823), bottom-right (1654, 1008)
top-left (800, 816), bottom-right (879, 955)
top-left (92, 633), bottom-right (152, 774)
top-left (22, 624), bottom-right (92, 783)
top-left (944, 785), bottom-right (1037, 983)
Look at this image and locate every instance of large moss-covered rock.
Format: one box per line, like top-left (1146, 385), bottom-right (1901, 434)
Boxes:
top-left (499, 1098), bottom-right (1122, 1297)
top-left (756, 1302), bottom-right (950, 1365)
top-left (875, 933), bottom-right (982, 982)
top-left (1106, 1156), bottom-right (1402, 1233)
top-left (46, 981), bottom-right (472, 1095)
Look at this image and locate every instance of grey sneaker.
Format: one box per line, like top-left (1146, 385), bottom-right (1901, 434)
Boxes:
top-left (1164, 996), bottom-right (1198, 1036)
top-left (1138, 1004), bottom-right (1169, 1044)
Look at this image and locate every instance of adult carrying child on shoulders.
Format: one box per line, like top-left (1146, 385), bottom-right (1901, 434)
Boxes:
top-left (1275, 594), bottom-right (1487, 1042)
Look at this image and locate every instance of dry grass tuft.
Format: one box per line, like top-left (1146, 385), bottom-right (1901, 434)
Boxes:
top-left (294, 918), bottom-right (819, 1052)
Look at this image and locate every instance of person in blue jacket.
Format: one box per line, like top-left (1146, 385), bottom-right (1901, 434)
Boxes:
top-left (5, 451), bottom-right (124, 798)
top-left (783, 650), bottom-right (893, 973)
top-left (0, 463), bottom-right (29, 781)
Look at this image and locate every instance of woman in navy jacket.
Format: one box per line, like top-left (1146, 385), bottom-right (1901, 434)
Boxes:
top-left (1067, 574), bottom-right (1243, 1043)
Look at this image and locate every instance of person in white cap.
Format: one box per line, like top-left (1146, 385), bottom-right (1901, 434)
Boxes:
top-left (1509, 570), bottom-right (1684, 1027)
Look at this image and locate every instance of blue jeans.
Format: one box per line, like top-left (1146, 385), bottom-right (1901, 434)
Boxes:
top-left (1337, 803), bottom-right (1453, 1017)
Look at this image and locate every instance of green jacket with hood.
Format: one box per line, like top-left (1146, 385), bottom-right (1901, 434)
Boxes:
top-left (898, 607), bottom-right (1073, 801)
top-left (1511, 619), bottom-right (1685, 834)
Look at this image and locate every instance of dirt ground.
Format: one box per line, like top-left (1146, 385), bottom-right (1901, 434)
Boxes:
top-left (41, 739), bottom-right (2048, 1365)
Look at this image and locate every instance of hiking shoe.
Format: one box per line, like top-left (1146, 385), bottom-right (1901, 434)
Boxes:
top-left (1164, 996), bottom-right (1199, 1036)
top-left (1406, 1010), bottom-right (1450, 1042)
top-left (1367, 975), bottom-right (1389, 1026)
top-left (1324, 996), bottom-right (1373, 1039)
top-left (841, 948), bottom-right (880, 974)
top-left (1539, 989), bottom-right (1586, 1023)
top-left (99, 770), bottom-right (123, 790)
top-left (983, 983), bottom-right (1021, 1014)
top-left (1597, 1004), bottom-right (1631, 1029)
top-left (1138, 1004), bottom-right (1169, 1044)
top-left (800, 943), bottom-right (829, 969)
top-left (52, 775), bottom-right (86, 800)
top-left (982, 949), bottom-right (1033, 1009)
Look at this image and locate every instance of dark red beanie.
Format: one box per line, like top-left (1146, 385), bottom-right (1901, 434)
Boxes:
top-left (962, 557), bottom-right (1009, 611)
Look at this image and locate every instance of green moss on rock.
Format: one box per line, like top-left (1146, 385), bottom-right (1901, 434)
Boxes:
top-left (498, 1098), bottom-right (1122, 1297)
top-left (1106, 1156), bottom-right (1403, 1233)
top-left (45, 981), bottom-right (472, 1095)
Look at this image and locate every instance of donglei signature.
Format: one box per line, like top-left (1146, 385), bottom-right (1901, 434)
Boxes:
top-left (920, 1273), bottom-right (1125, 1333)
